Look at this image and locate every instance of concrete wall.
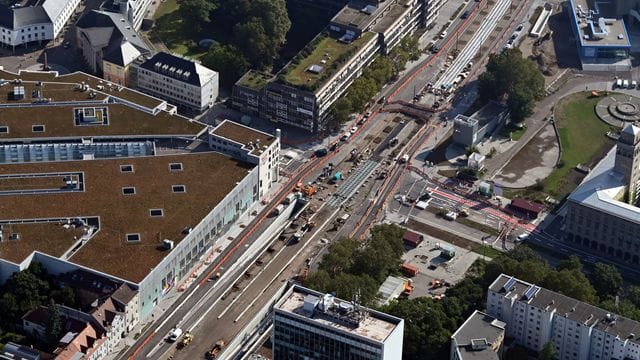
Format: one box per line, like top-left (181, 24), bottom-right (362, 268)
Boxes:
top-left (137, 165), bottom-right (259, 318)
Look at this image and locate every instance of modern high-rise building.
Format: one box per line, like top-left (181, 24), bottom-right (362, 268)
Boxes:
top-left (232, 0), bottom-right (445, 133)
top-left (487, 274), bottom-right (640, 360)
top-left (272, 285), bottom-right (404, 360)
top-left (564, 124), bottom-right (640, 268)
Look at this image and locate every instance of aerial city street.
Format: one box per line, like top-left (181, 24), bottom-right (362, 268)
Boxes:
top-left (1, 0), bottom-right (640, 359)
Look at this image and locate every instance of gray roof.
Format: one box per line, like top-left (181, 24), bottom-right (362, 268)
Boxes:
top-left (139, 52), bottom-right (217, 87)
top-left (490, 274), bottom-right (640, 346)
top-left (452, 310), bottom-right (505, 360)
top-left (76, 10), bottom-right (150, 66)
top-left (11, 7), bottom-right (51, 28)
top-left (42, 0), bottom-right (68, 24)
top-left (567, 146), bottom-right (640, 224)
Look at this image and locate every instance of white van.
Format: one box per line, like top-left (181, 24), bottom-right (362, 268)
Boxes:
top-left (615, 78), bottom-right (623, 89)
top-left (168, 328), bottom-right (183, 342)
top-left (623, 79), bottom-right (630, 88)
top-left (341, 132), bottom-right (351, 141)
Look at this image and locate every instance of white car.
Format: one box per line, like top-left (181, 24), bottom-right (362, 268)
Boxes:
top-left (168, 327), bottom-right (183, 342)
top-left (515, 233), bottom-right (529, 243)
top-left (440, 31), bottom-right (447, 39)
top-left (350, 126), bottom-right (358, 134)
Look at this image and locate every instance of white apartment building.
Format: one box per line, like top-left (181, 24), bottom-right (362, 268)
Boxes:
top-left (0, 0), bottom-right (80, 48)
top-left (135, 52), bottom-right (219, 113)
top-left (101, 0), bottom-right (153, 30)
top-left (487, 274), bottom-right (640, 360)
top-left (273, 285), bottom-right (404, 360)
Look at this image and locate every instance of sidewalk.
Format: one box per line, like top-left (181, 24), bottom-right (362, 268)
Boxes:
top-left (107, 175), bottom-right (290, 359)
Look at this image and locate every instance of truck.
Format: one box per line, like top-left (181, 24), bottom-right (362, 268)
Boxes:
top-left (401, 263), bottom-right (419, 277)
top-left (206, 339), bottom-right (226, 359)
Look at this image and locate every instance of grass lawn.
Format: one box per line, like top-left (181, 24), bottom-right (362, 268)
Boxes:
top-left (471, 244), bottom-right (501, 259)
top-left (150, 0), bottom-right (207, 59)
top-left (283, 32), bottom-right (375, 88)
top-left (543, 92), bottom-right (615, 197)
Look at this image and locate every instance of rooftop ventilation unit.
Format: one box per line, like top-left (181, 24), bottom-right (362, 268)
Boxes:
top-left (183, 71), bottom-right (190, 80)
top-left (163, 239), bottom-right (174, 250)
top-left (470, 338), bottom-right (489, 351)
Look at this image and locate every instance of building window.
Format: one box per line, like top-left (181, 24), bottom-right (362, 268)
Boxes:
top-left (120, 164), bottom-right (134, 173)
top-left (169, 163), bottom-right (183, 171)
top-left (122, 187), bottom-right (136, 195)
top-left (172, 185), bottom-right (186, 193)
top-left (0, 126), bottom-right (8, 134)
top-left (32, 125), bottom-right (45, 132)
top-left (149, 209), bottom-right (164, 217)
top-left (126, 233), bottom-right (140, 242)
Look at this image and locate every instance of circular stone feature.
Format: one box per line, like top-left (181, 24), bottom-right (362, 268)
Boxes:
top-left (616, 102), bottom-right (639, 116)
top-left (596, 93), bottom-right (640, 124)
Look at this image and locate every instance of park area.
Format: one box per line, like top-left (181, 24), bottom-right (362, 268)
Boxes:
top-left (542, 92), bottom-right (615, 198)
top-left (150, 0), bottom-right (207, 58)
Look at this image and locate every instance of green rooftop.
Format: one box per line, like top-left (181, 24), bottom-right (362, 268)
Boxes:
top-left (237, 70), bottom-right (272, 91)
top-left (281, 31), bottom-right (376, 91)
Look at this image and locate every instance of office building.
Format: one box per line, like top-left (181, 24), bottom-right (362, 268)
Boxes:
top-left (134, 52), bottom-right (219, 114)
top-left (273, 285), bottom-right (404, 359)
top-left (450, 310), bottom-right (505, 360)
top-left (232, 0), bottom-right (444, 133)
top-left (487, 274), bottom-right (640, 360)
top-left (0, 68), bottom-right (280, 322)
top-left (564, 124), bottom-right (640, 267)
top-left (76, 10), bottom-right (151, 85)
top-left (568, 0), bottom-right (634, 71)
top-left (0, 0), bottom-right (80, 48)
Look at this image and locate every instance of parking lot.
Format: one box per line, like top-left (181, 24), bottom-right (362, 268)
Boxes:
top-left (402, 232), bottom-right (482, 299)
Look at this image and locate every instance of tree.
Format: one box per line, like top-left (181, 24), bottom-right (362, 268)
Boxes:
top-left (477, 48), bottom-right (545, 122)
top-left (538, 342), bottom-right (557, 360)
top-left (542, 269), bottom-right (597, 303)
top-left (231, 0), bottom-right (291, 68)
top-left (202, 44), bottom-right (249, 88)
top-left (317, 237), bottom-right (359, 277)
top-left (45, 300), bottom-right (62, 345)
top-left (178, 0), bottom-right (218, 34)
top-left (591, 263), bottom-right (623, 299)
top-left (625, 286), bottom-right (640, 308)
top-left (557, 255), bottom-right (583, 272)
top-left (329, 98), bottom-right (353, 125)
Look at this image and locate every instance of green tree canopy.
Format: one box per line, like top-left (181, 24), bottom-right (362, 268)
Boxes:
top-left (45, 299), bottom-right (63, 345)
top-left (202, 44), bottom-right (249, 88)
top-left (538, 342), bottom-right (557, 360)
top-left (556, 255), bottom-right (583, 272)
top-left (591, 263), bottom-right (623, 299)
top-left (478, 48), bottom-right (545, 122)
top-left (178, 0), bottom-right (218, 34)
top-left (230, 0), bottom-right (291, 68)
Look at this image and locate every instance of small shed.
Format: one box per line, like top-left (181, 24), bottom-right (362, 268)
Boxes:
top-left (377, 276), bottom-right (408, 305)
top-left (508, 198), bottom-right (545, 219)
top-left (403, 230), bottom-right (424, 247)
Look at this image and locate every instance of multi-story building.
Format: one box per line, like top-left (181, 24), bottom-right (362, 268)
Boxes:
top-left (0, 68), bottom-right (280, 324)
top-left (232, 0), bottom-right (443, 133)
top-left (272, 285), bottom-right (404, 360)
top-left (101, 0), bottom-right (153, 31)
top-left (564, 124), bottom-right (640, 267)
top-left (568, 0), bottom-right (632, 71)
top-left (134, 52), bottom-right (219, 114)
top-left (0, 0), bottom-right (80, 48)
top-left (450, 310), bottom-right (506, 360)
top-left (487, 274), bottom-right (640, 360)
top-left (452, 101), bottom-right (508, 147)
top-left (75, 10), bottom-right (151, 85)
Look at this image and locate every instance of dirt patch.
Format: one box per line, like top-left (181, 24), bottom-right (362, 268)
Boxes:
top-left (494, 123), bottom-right (560, 188)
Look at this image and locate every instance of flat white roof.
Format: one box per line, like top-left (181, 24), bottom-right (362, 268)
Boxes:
top-left (276, 285), bottom-right (402, 342)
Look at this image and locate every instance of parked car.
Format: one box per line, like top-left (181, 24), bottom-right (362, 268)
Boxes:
top-left (350, 126), bottom-right (358, 134)
top-left (460, 10), bottom-right (469, 19)
top-left (515, 233), bottom-right (529, 243)
top-left (315, 148), bottom-right (328, 157)
top-left (440, 30), bottom-right (447, 39)
top-left (168, 328), bottom-right (183, 342)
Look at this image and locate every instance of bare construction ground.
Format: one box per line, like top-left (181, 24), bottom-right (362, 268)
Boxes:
top-left (494, 122), bottom-right (559, 188)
